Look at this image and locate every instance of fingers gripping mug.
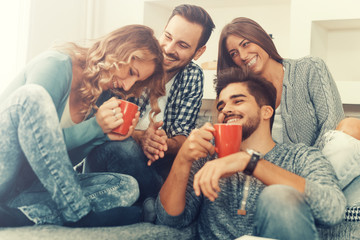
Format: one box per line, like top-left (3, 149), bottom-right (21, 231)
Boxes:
top-left (213, 123), bottom-right (242, 158)
top-left (111, 100), bottom-right (138, 135)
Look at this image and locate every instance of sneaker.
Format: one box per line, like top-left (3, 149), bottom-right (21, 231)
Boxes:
top-left (142, 197), bottom-right (156, 223)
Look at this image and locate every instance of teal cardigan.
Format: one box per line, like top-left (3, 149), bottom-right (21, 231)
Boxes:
top-left (0, 50), bottom-right (108, 164)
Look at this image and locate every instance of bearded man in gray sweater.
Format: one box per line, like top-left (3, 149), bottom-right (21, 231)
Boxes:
top-left (155, 68), bottom-right (346, 240)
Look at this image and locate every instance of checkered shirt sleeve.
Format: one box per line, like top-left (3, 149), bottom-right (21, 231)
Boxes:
top-left (163, 62), bottom-right (204, 137)
top-left (345, 207), bottom-right (360, 221)
top-left (130, 91), bottom-right (150, 118)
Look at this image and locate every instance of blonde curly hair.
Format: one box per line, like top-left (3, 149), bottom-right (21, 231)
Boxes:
top-left (57, 24), bottom-right (165, 121)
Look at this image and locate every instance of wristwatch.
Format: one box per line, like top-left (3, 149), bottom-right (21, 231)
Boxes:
top-left (243, 149), bottom-right (263, 175)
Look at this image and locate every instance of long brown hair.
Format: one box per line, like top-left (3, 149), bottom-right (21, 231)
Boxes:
top-left (58, 24), bottom-right (165, 119)
top-left (217, 17), bottom-right (282, 72)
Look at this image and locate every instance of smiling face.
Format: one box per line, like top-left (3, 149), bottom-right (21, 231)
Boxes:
top-left (226, 34), bottom-right (270, 76)
top-left (216, 82), bottom-right (261, 141)
top-left (107, 58), bottom-right (156, 91)
top-left (158, 15), bottom-right (205, 75)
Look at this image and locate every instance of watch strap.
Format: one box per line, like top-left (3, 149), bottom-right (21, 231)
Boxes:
top-left (243, 149), bottom-right (262, 175)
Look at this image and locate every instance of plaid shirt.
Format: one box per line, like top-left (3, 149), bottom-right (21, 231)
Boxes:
top-left (135, 61), bottom-right (204, 138)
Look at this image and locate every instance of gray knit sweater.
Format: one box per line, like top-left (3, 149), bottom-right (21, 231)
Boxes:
top-left (156, 143), bottom-right (346, 240)
top-left (280, 57), bottom-right (345, 148)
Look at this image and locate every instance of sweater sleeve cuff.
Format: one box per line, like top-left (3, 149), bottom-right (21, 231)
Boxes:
top-left (88, 117), bottom-right (106, 138)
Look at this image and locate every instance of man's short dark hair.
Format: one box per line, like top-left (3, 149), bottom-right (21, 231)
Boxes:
top-left (215, 67), bottom-right (277, 130)
top-left (168, 4), bottom-right (215, 50)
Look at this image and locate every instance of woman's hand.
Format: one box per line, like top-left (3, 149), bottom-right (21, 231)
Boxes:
top-left (107, 111), bottom-right (140, 141)
top-left (95, 97), bottom-right (124, 133)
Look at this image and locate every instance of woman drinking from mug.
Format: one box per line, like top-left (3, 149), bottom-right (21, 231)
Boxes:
top-left (0, 24), bottom-right (164, 227)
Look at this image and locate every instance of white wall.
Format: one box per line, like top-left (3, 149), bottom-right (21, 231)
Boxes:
top-left (291, 0), bottom-right (360, 104)
top-left (90, 0), bottom-right (145, 38)
top-left (290, 0), bottom-right (360, 58)
top-left (143, 2), bottom-right (170, 38)
top-left (26, 0), bottom-right (88, 61)
top-left (328, 26), bottom-right (360, 104)
top-left (327, 29), bottom-right (360, 83)
top-left (0, 1), bottom-right (30, 95)
top-left (26, 0), bottom-right (145, 61)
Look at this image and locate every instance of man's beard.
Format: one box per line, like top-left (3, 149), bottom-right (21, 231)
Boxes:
top-left (164, 51), bottom-right (196, 74)
top-left (166, 65), bottom-right (183, 74)
top-left (241, 113), bottom-right (260, 141)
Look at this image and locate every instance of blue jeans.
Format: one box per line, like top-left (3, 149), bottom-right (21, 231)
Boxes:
top-left (86, 138), bottom-right (167, 202)
top-left (254, 185), bottom-right (319, 240)
top-left (0, 84), bottom-right (139, 224)
top-left (322, 130), bottom-right (360, 206)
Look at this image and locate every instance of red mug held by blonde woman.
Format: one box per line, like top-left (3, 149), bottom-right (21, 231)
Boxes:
top-left (213, 123), bottom-right (242, 158)
top-left (112, 100), bottom-right (138, 135)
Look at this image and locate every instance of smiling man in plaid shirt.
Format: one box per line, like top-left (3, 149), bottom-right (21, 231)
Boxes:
top-left (86, 4), bottom-right (215, 205)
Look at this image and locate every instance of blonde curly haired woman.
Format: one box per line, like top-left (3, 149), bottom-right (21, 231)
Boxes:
top-left (0, 25), bottom-right (164, 227)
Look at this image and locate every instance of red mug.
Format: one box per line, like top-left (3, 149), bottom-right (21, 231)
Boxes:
top-left (214, 123), bottom-right (242, 158)
top-left (112, 100), bottom-right (138, 135)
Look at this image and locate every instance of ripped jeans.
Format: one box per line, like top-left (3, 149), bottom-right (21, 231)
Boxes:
top-left (322, 130), bottom-right (360, 207)
top-left (0, 84), bottom-right (139, 224)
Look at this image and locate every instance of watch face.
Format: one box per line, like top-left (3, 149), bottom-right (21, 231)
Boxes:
top-left (253, 152), bottom-right (261, 157)
top-left (246, 149), bottom-right (263, 159)
top-left (244, 150), bottom-right (261, 176)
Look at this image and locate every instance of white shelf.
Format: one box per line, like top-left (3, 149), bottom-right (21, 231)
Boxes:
top-left (313, 19), bottom-right (360, 31)
top-left (203, 70), bottom-right (217, 99)
top-left (335, 81), bottom-right (360, 105)
top-left (311, 18), bottom-right (360, 104)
